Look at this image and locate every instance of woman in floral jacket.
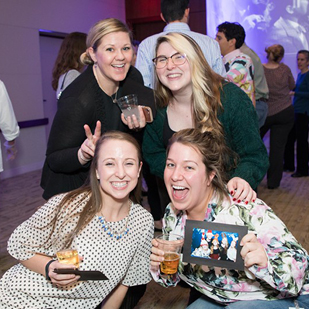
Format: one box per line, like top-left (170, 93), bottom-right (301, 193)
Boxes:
top-left (150, 128), bottom-right (309, 309)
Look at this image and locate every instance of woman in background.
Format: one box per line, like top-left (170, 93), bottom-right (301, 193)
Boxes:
top-left (0, 131), bottom-right (153, 309)
top-left (260, 44), bottom-right (295, 189)
top-left (284, 50), bottom-right (309, 178)
top-left (52, 32), bottom-right (87, 99)
top-left (150, 128), bottom-right (309, 308)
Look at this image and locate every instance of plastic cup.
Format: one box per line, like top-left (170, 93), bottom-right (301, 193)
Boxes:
top-left (156, 234), bottom-right (184, 275)
top-left (116, 94), bottom-right (140, 121)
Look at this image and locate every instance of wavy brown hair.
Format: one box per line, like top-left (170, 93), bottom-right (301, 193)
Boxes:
top-left (154, 32), bottom-right (225, 136)
top-left (52, 32), bottom-right (87, 90)
top-left (45, 131), bottom-right (142, 248)
top-left (167, 129), bottom-right (237, 204)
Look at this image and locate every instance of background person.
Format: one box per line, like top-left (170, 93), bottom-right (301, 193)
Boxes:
top-left (284, 49), bottom-right (309, 177)
top-left (150, 128), bottom-right (309, 309)
top-left (0, 80), bottom-right (19, 172)
top-left (143, 32), bottom-right (268, 195)
top-left (52, 32), bottom-right (87, 99)
top-left (240, 42), bottom-right (269, 128)
top-left (0, 131), bottom-right (154, 309)
top-left (215, 22), bottom-right (255, 105)
top-left (41, 18), bottom-right (154, 200)
top-left (260, 44), bottom-right (295, 189)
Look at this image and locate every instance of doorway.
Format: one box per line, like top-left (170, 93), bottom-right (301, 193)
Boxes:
top-left (39, 32), bottom-right (65, 141)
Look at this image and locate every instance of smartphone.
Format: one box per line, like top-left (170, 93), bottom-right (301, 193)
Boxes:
top-left (53, 268), bottom-right (108, 281)
top-left (141, 106), bottom-right (153, 123)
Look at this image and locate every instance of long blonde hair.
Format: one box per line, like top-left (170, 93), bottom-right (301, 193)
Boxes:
top-left (154, 32), bottom-right (225, 136)
top-left (80, 18), bottom-right (133, 65)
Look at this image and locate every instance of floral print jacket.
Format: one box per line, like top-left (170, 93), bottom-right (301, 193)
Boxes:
top-left (151, 193), bottom-right (309, 303)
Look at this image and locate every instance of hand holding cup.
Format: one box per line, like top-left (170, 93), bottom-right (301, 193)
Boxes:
top-left (155, 234), bottom-right (184, 275)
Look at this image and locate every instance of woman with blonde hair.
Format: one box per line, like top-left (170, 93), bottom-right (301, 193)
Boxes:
top-left (41, 18), bottom-right (155, 200)
top-left (261, 44), bottom-right (295, 189)
top-left (143, 32), bottom-right (268, 198)
top-left (52, 32), bottom-right (87, 99)
top-left (0, 131), bottom-right (154, 308)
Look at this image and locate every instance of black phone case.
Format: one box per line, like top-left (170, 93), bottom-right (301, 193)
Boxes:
top-left (53, 268), bottom-right (108, 281)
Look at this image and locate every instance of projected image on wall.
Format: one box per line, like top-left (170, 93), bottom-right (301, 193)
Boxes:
top-left (207, 0), bottom-right (309, 76)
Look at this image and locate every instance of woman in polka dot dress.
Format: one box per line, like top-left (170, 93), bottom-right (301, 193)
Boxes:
top-left (0, 131), bottom-right (154, 308)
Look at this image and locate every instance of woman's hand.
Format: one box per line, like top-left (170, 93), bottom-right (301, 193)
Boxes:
top-left (121, 106), bottom-right (146, 130)
top-left (150, 239), bottom-right (164, 271)
top-left (227, 177), bottom-right (256, 204)
top-left (48, 260), bottom-right (80, 287)
top-left (78, 121), bottom-right (101, 165)
top-left (240, 233), bottom-right (268, 268)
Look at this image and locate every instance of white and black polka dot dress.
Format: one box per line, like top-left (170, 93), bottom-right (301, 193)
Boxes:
top-left (0, 193), bottom-right (154, 308)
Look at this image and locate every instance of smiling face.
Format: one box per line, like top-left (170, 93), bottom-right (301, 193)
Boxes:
top-left (96, 139), bottom-right (142, 203)
top-left (89, 31), bottom-right (133, 87)
top-left (155, 42), bottom-right (192, 96)
top-left (164, 142), bottom-right (215, 217)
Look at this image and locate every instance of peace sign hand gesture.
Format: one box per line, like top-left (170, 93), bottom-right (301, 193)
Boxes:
top-left (78, 121), bottom-right (101, 165)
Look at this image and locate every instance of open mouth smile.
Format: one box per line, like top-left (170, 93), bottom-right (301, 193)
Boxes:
top-left (172, 185), bottom-right (189, 200)
top-left (111, 181), bottom-right (128, 189)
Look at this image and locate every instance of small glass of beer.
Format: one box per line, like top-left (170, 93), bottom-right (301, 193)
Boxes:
top-left (156, 234), bottom-right (184, 275)
top-left (52, 233), bottom-right (79, 268)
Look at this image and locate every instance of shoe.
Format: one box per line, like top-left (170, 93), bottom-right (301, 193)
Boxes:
top-left (283, 168), bottom-right (294, 172)
top-left (268, 185), bottom-right (279, 189)
top-left (291, 172), bottom-right (308, 178)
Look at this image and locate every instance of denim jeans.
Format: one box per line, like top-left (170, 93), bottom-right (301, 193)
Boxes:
top-left (256, 99), bottom-right (268, 128)
top-left (186, 294), bottom-right (309, 309)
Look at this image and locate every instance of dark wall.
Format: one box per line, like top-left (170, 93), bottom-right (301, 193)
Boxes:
top-left (126, 0), bottom-right (206, 41)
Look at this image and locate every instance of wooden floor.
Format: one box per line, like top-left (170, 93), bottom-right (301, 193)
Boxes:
top-left (1, 168), bottom-right (309, 308)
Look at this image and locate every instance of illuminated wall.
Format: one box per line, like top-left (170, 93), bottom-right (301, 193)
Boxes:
top-left (206, 0), bottom-right (309, 77)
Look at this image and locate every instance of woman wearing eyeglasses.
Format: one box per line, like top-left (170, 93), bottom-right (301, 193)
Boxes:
top-left (143, 32), bottom-right (268, 199)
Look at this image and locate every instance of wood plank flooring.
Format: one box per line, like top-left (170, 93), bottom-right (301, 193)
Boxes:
top-left (1, 169), bottom-right (309, 308)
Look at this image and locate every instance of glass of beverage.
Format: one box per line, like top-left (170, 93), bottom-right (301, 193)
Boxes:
top-left (56, 249), bottom-right (79, 267)
top-left (156, 233), bottom-right (184, 275)
top-left (116, 94), bottom-right (140, 121)
top-left (52, 233), bottom-right (79, 268)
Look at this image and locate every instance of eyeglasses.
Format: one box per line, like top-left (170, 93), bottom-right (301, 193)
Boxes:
top-left (152, 53), bottom-right (187, 69)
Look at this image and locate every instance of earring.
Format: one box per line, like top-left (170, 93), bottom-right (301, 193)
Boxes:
top-left (94, 61), bottom-right (98, 69)
top-left (96, 170), bottom-right (100, 179)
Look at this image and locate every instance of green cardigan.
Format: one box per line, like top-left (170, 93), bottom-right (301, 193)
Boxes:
top-left (142, 82), bottom-right (269, 190)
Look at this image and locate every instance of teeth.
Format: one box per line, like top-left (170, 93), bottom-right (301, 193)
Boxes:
top-left (172, 185), bottom-right (185, 190)
top-left (112, 182), bottom-right (127, 188)
top-left (112, 64), bottom-right (125, 68)
top-left (168, 74), bottom-right (181, 78)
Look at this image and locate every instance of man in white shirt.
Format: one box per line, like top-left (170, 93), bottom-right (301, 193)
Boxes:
top-left (135, 0), bottom-right (225, 89)
top-left (0, 80), bottom-right (19, 172)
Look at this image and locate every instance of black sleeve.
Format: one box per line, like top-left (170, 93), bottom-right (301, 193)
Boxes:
top-left (45, 96), bottom-right (95, 174)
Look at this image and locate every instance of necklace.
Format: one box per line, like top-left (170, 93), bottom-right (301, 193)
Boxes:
top-left (98, 201), bottom-right (131, 240)
top-left (93, 65), bottom-right (119, 103)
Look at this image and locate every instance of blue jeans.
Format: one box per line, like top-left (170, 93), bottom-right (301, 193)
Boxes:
top-left (186, 294), bottom-right (309, 309)
top-left (256, 99), bottom-right (268, 128)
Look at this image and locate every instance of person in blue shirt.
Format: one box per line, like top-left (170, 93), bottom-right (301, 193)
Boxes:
top-left (284, 50), bottom-right (309, 177)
